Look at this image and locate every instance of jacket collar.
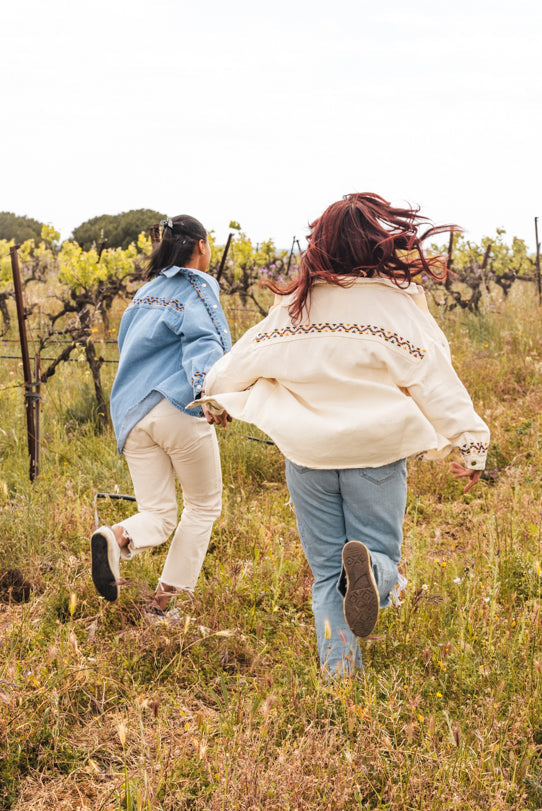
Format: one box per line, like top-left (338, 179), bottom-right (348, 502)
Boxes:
top-left (160, 265), bottom-right (187, 278)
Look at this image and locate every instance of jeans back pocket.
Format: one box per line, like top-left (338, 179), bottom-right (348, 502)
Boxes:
top-left (359, 459), bottom-right (405, 486)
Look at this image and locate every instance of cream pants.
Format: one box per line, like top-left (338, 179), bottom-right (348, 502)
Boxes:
top-left (118, 398), bottom-right (222, 592)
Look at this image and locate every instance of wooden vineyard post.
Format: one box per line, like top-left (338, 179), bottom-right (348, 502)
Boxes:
top-left (286, 235), bottom-right (297, 276)
top-left (150, 223), bottom-right (161, 249)
top-left (216, 233), bottom-right (233, 283)
top-left (447, 231), bottom-right (455, 271)
top-left (34, 354), bottom-right (41, 476)
top-left (9, 246), bottom-right (40, 481)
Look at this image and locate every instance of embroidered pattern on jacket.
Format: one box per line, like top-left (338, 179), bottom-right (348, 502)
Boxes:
top-left (192, 371), bottom-right (207, 391)
top-left (187, 273), bottom-right (227, 352)
top-left (130, 295), bottom-right (184, 313)
top-left (459, 441), bottom-right (489, 455)
top-left (254, 323), bottom-right (426, 360)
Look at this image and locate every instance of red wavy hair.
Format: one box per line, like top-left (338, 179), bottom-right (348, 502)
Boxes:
top-left (267, 193), bottom-right (461, 322)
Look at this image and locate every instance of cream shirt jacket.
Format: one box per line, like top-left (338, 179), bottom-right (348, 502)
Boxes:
top-left (201, 278), bottom-right (490, 470)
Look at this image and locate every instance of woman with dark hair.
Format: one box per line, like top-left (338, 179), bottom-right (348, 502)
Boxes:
top-left (200, 193), bottom-right (489, 676)
top-left (91, 215), bottom-right (231, 616)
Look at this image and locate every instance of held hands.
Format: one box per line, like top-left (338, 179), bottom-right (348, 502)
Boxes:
top-left (449, 461), bottom-right (482, 494)
top-left (201, 403), bottom-right (232, 428)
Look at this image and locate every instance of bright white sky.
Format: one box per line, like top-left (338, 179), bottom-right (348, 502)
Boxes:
top-left (1, 0), bottom-right (540, 250)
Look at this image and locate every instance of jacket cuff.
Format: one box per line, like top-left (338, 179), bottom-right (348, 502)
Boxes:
top-left (459, 441), bottom-right (489, 471)
top-left (191, 371), bottom-right (207, 399)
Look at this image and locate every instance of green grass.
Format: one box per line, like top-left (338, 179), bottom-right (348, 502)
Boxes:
top-left (1, 288), bottom-right (542, 809)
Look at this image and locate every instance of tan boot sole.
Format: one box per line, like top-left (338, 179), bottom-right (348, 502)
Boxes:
top-left (342, 540), bottom-right (379, 637)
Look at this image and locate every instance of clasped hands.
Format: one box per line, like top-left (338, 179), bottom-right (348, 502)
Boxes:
top-left (201, 403), bottom-right (232, 428)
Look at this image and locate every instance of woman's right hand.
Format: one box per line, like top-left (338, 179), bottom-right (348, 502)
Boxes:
top-left (449, 461), bottom-right (482, 493)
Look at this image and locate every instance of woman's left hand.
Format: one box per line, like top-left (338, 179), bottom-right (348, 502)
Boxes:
top-left (449, 461), bottom-right (482, 493)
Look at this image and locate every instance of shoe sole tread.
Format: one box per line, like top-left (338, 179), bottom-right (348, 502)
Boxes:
top-left (342, 540), bottom-right (379, 637)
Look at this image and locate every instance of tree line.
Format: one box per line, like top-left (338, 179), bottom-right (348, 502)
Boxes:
top-left (0, 209), bottom-right (165, 251)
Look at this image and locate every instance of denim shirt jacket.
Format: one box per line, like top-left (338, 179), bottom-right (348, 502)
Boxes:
top-left (110, 266), bottom-right (232, 453)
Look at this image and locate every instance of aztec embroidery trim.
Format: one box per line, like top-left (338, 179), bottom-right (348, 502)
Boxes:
top-left (192, 371), bottom-right (207, 389)
top-left (459, 441), bottom-right (490, 455)
top-left (187, 273), bottom-right (227, 352)
top-left (130, 295), bottom-right (184, 313)
top-left (254, 323), bottom-right (426, 360)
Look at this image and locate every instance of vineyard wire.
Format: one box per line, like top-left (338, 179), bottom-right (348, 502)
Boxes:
top-left (1, 337), bottom-right (119, 345)
top-left (0, 356), bottom-right (119, 363)
top-left (0, 380), bottom-right (25, 395)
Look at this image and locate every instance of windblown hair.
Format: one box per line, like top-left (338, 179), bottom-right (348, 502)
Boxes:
top-left (146, 215), bottom-right (207, 279)
top-left (267, 193), bottom-right (461, 322)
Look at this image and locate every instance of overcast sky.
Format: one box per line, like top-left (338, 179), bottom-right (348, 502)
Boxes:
top-left (1, 0), bottom-right (540, 250)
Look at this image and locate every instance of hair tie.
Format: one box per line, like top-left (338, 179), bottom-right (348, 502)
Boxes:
top-left (160, 217), bottom-right (173, 230)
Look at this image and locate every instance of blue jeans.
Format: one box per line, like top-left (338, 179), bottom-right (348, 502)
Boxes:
top-left (285, 459), bottom-right (407, 677)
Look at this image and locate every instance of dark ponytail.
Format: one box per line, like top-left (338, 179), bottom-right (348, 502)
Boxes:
top-left (145, 215), bottom-right (207, 279)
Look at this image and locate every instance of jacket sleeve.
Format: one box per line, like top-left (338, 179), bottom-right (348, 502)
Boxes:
top-left (204, 321), bottom-right (266, 396)
top-left (179, 277), bottom-right (231, 400)
top-left (398, 339), bottom-right (490, 470)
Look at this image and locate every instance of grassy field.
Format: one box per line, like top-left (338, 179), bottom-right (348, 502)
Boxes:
top-left (1, 287), bottom-right (542, 809)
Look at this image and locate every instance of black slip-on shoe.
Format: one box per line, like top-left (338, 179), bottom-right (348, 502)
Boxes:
top-left (91, 526), bottom-right (121, 602)
top-left (342, 540), bottom-right (380, 637)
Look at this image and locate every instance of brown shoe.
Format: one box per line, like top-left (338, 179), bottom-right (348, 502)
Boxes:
top-left (342, 540), bottom-right (380, 637)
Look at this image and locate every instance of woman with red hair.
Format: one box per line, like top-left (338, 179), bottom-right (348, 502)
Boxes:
top-left (201, 193), bottom-right (489, 677)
